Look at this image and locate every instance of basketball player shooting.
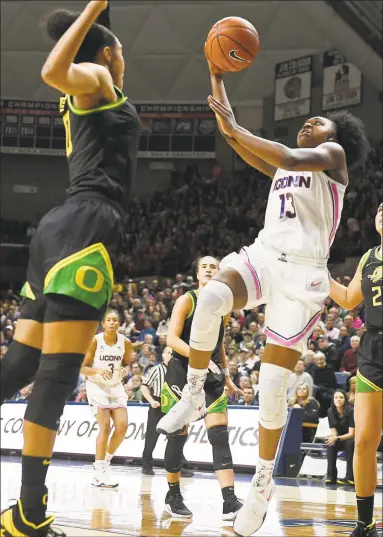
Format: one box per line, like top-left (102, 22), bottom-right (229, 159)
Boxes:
top-left (157, 17), bottom-right (371, 537)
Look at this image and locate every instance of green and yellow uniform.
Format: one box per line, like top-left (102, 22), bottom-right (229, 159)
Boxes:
top-left (356, 246), bottom-right (383, 393)
top-left (20, 88), bottom-right (140, 319)
top-left (161, 290), bottom-right (227, 415)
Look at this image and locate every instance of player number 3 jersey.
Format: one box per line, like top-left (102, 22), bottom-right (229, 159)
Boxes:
top-left (258, 169), bottom-right (346, 260)
top-left (89, 332), bottom-right (125, 386)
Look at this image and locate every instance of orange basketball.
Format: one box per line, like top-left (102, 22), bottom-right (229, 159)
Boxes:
top-left (206, 17), bottom-right (259, 73)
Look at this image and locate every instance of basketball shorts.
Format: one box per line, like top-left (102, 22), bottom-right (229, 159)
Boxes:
top-left (220, 238), bottom-right (330, 352)
top-left (86, 381), bottom-right (127, 416)
top-left (161, 358), bottom-right (227, 416)
top-left (356, 329), bottom-right (383, 392)
top-left (20, 195), bottom-right (124, 322)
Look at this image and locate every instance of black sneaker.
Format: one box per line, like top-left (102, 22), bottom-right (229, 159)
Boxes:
top-left (350, 520), bottom-right (378, 537)
top-left (337, 478), bottom-right (354, 486)
top-left (222, 495), bottom-right (243, 521)
top-left (180, 468), bottom-right (194, 478)
top-left (164, 491), bottom-right (193, 518)
top-left (1, 500), bottom-right (66, 537)
top-left (142, 467), bottom-right (155, 476)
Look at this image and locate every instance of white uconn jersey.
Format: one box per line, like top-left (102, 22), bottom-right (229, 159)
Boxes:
top-left (258, 168), bottom-right (346, 259)
top-left (90, 332), bottom-right (125, 386)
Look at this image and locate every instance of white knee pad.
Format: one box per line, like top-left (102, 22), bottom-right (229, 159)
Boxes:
top-left (190, 280), bottom-right (233, 352)
top-left (258, 363), bottom-right (290, 430)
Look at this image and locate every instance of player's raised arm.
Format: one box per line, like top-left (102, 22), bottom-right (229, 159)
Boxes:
top-left (208, 99), bottom-right (370, 181)
top-left (205, 49), bottom-right (276, 179)
top-left (41, 0), bottom-right (117, 101)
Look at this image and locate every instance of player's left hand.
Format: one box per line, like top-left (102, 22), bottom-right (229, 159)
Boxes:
top-left (225, 376), bottom-right (244, 401)
top-left (207, 95), bottom-right (238, 137)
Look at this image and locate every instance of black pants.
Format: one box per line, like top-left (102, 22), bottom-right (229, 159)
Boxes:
top-left (316, 387), bottom-right (334, 418)
top-left (326, 439), bottom-right (355, 482)
top-left (142, 402), bottom-right (163, 470)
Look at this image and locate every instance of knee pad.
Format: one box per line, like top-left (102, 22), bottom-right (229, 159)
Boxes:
top-left (164, 434), bottom-right (187, 474)
top-left (207, 425), bottom-right (233, 471)
top-left (258, 363), bottom-right (290, 430)
top-left (190, 280), bottom-right (233, 351)
top-left (0, 341), bottom-right (41, 405)
top-left (24, 353), bottom-right (84, 430)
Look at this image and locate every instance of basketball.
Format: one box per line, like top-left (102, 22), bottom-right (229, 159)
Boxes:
top-left (206, 17), bottom-right (259, 73)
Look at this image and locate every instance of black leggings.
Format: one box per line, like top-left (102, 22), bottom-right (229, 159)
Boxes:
top-left (326, 438), bottom-right (355, 482)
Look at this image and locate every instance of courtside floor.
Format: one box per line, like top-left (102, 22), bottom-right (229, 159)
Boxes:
top-left (1, 456), bottom-right (382, 536)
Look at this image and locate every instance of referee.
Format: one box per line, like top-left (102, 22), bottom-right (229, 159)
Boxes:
top-left (141, 346), bottom-right (193, 476)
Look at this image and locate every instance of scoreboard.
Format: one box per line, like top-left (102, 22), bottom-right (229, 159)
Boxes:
top-left (0, 100), bottom-right (217, 159)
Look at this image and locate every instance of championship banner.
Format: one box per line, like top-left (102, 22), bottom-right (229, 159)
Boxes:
top-left (274, 56), bottom-right (312, 122)
top-left (0, 402), bottom-right (259, 467)
top-left (0, 100), bottom-right (216, 159)
top-left (322, 49), bottom-right (362, 111)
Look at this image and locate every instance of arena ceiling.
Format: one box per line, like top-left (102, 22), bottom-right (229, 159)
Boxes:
top-left (1, 0), bottom-right (381, 104)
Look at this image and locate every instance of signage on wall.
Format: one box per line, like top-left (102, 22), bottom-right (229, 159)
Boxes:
top-left (0, 402), bottom-right (259, 466)
top-left (322, 49), bottom-right (362, 111)
top-left (274, 55), bottom-right (312, 122)
top-left (0, 100), bottom-right (216, 159)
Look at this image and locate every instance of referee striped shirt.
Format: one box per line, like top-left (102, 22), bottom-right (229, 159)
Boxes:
top-left (142, 363), bottom-right (166, 398)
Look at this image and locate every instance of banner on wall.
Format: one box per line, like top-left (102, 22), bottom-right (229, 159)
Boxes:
top-left (0, 402), bottom-right (259, 466)
top-left (274, 56), bottom-right (312, 122)
top-left (322, 49), bottom-right (362, 111)
top-left (0, 100), bottom-right (216, 159)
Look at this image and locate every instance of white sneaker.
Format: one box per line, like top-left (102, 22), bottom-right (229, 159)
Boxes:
top-left (233, 478), bottom-right (275, 536)
top-left (157, 385), bottom-right (206, 435)
top-left (91, 462), bottom-right (119, 488)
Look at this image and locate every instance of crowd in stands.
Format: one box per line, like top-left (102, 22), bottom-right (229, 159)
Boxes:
top-left (1, 270), bottom-right (367, 423)
top-left (2, 141), bottom-right (382, 276)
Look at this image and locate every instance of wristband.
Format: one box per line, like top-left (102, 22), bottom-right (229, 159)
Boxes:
top-left (222, 368), bottom-right (229, 377)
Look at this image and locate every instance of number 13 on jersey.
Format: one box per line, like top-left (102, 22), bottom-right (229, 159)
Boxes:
top-left (279, 193), bottom-right (297, 219)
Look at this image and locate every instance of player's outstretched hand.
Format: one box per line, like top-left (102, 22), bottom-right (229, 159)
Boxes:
top-left (207, 95), bottom-right (237, 137)
top-left (204, 42), bottom-right (224, 76)
top-left (225, 377), bottom-right (244, 401)
top-left (88, 1), bottom-right (108, 13)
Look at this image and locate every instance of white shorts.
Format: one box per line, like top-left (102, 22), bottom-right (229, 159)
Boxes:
top-left (86, 381), bottom-right (127, 417)
top-left (220, 238), bottom-right (329, 352)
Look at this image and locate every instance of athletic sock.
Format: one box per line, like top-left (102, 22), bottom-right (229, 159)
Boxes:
top-left (222, 486), bottom-right (235, 502)
top-left (94, 460), bottom-right (106, 471)
top-left (356, 495), bottom-right (374, 526)
top-left (254, 457), bottom-right (275, 488)
top-left (105, 452), bottom-right (113, 464)
top-left (187, 366), bottom-right (208, 395)
top-left (168, 481), bottom-right (181, 496)
top-left (20, 455), bottom-right (51, 524)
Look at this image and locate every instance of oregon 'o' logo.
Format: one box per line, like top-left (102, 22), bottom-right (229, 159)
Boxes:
top-left (75, 266), bottom-right (104, 293)
top-left (42, 494), bottom-right (48, 506)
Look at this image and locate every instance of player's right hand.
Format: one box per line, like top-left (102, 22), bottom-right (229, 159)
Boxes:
top-left (98, 369), bottom-right (113, 380)
top-left (151, 401), bottom-right (161, 409)
top-left (204, 42), bottom-right (224, 76)
top-left (88, 0), bottom-right (108, 13)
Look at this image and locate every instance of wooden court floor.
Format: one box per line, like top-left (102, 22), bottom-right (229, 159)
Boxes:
top-left (1, 457), bottom-right (382, 536)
